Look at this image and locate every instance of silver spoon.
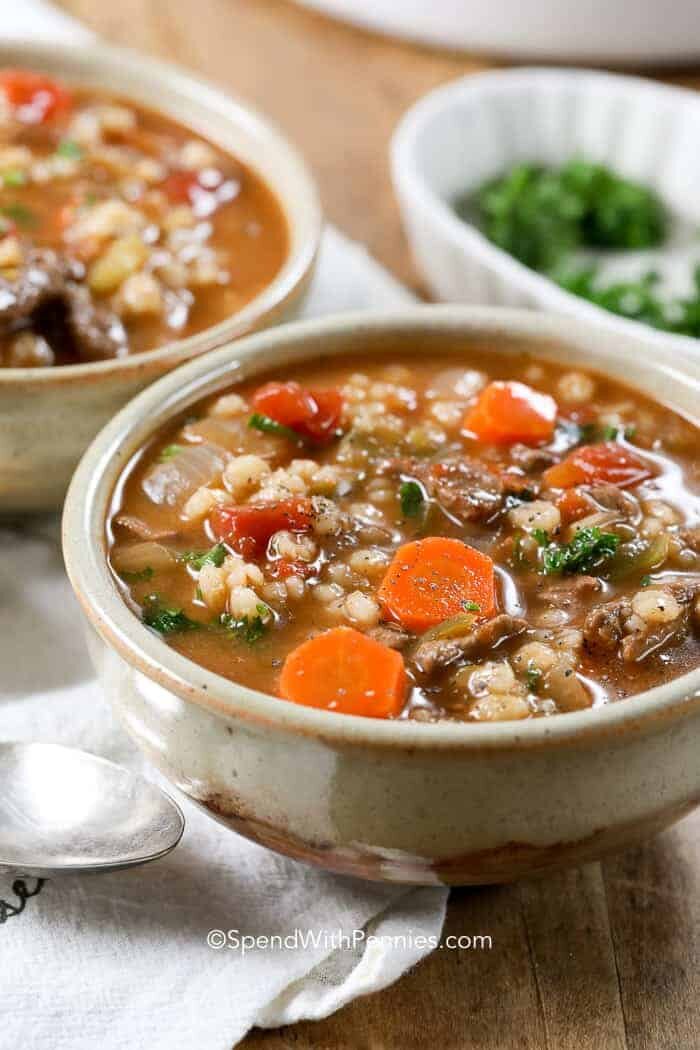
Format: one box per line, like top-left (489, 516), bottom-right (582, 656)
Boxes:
top-left (0, 742), bottom-right (184, 876)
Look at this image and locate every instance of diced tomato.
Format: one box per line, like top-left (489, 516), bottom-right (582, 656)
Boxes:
top-left (251, 381), bottom-right (343, 445)
top-left (463, 381), bottom-right (557, 446)
top-left (0, 70), bottom-right (72, 123)
top-left (557, 488), bottom-right (593, 525)
top-left (544, 442), bottom-right (654, 490)
top-left (268, 559), bottom-right (315, 580)
top-left (210, 499), bottom-right (314, 559)
top-left (162, 170), bottom-right (200, 204)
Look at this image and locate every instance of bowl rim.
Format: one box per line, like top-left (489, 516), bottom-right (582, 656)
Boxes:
top-left (0, 38), bottom-right (322, 384)
top-left (63, 305), bottom-right (700, 752)
top-left (390, 65), bottom-right (700, 360)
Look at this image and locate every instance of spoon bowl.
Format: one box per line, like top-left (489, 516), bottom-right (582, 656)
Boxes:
top-left (0, 743), bottom-right (184, 876)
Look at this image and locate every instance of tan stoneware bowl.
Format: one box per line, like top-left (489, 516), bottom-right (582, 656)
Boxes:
top-left (63, 307), bottom-right (700, 885)
top-left (0, 40), bottom-right (321, 514)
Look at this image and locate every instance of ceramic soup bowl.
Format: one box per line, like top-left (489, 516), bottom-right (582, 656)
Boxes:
top-left (0, 40), bottom-right (321, 514)
top-left (63, 307), bottom-right (700, 885)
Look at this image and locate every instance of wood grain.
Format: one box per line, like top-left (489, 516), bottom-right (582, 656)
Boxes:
top-left (57, 2), bottom-right (700, 1046)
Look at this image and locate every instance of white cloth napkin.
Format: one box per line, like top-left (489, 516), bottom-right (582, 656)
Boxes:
top-left (0, 4), bottom-right (448, 1047)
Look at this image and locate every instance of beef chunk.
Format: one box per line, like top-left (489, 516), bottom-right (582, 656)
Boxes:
top-left (367, 623), bottom-right (413, 651)
top-left (679, 526), bottom-right (700, 554)
top-left (0, 248), bottom-right (79, 326)
top-left (583, 580), bottom-right (700, 663)
top-left (509, 444), bottom-right (557, 472)
top-left (386, 456), bottom-right (507, 524)
top-left (0, 248), bottom-right (128, 362)
top-left (412, 614), bottom-right (528, 676)
top-left (586, 484), bottom-right (640, 520)
top-left (64, 283), bottom-right (128, 362)
top-left (538, 575), bottom-right (602, 611)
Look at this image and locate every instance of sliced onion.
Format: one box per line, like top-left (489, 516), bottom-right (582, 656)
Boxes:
top-left (609, 533), bottom-right (670, 579)
top-left (142, 442), bottom-right (227, 507)
top-left (421, 612), bottom-right (476, 642)
top-left (184, 417), bottom-right (280, 459)
top-left (113, 514), bottom-right (179, 540)
top-left (111, 541), bottom-right (176, 575)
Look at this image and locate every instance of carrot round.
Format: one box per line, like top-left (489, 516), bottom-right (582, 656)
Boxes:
top-left (377, 537), bottom-right (497, 632)
top-left (463, 381), bottom-right (557, 445)
top-left (544, 442), bottom-right (653, 490)
top-left (279, 626), bottom-right (407, 718)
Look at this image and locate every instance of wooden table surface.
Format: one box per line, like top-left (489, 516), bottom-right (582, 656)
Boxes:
top-left (59, 2), bottom-right (700, 1046)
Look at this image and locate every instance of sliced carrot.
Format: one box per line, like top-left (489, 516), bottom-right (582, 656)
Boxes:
top-left (544, 442), bottom-right (653, 490)
top-left (377, 537), bottom-right (497, 633)
top-left (279, 626), bottom-right (407, 718)
top-left (463, 381), bottom-right (557, 446)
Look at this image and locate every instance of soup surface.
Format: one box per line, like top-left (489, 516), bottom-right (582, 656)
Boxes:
top-left (108, 346), bottom-right (700, 721)
top-left (0, 69), bottom-right (288, 367)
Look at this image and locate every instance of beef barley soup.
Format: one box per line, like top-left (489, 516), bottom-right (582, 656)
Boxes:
top-left (0, 69), bottom-right (288, 367)
top-left (107, 347), bottom-right (700, 721)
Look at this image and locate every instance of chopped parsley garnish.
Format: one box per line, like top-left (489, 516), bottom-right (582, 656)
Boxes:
top-left (460, 160), bottom-right (700, 337)
top-left (220, 605), bottom-right (269, 644)
top-left (578, 421), bottom-right (637, 444)
top-left (526, 665), bottom-right (542, 693)
top-left (399, 480), bottom-right (425, 518)
top-left (248, 412), bottom-right (302, 443)
top-left (2, 169), bottom-right (26, 187)
top-left (142, 594), bottom-right (200, 634)
top-left (462, 600), bottom-right (481, 612)
top-left (1, 202), bottom-right (36, 228)
top-left (641, 574), bottom-right (652, 587)
top-left (467, 160), bottom-right (666, 273)
top-left (120, 566), bottom-right (154, 583)
top-left (533, 526), bottom-right (620, 576)
top-left (56, 139), bottom-right (83, 159)
top-left (179, 543), bottom-right (227, 570)
top-left (158, 443), bottom-right (183, 462)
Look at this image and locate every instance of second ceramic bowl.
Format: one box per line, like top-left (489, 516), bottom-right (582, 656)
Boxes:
top-left (0, 40), bottom-right (321, 514)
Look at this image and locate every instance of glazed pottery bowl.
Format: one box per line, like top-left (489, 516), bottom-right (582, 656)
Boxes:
top-left (63, 307), bottom-right (700, 886)
top-left (0, 40), bottom-right (321, 513)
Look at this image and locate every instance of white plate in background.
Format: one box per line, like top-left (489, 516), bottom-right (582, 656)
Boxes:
top-left (295, 0), bottom-right (700, 64)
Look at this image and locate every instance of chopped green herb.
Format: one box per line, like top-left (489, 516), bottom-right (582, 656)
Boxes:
top-left (179, 543), bottom-right (227, 570)
top-left (56, 139), bottom-right (83, 159)
top-left (248, 412), bottom-right (302, 443)
top-left (462, 600), bottom-right (481, 612)
top-left (220, 604), bottom-right (269, 644)
top-left (158, 444), bottom-right (183, 462)
top-left (555, 264), bottom-right (700, 339)
top-left (142, 594), bottom-right (200, 634)
top-left (578, 421), bottom-right (637, 444)
top-left (534, 526), bottom-right (620, 576)
top-left (467, 159), bottom-right (666, 274)
top-left (2, 169), bottom-right (26, 187)
top-left (641, 574), bottom-right (652, 587)
top-left (460, 160), bottom-right (700, 337)
top-left (526, 664), bottom-right (542, 693)
top-left (1, 202), bottom-right (36, 228)
top-left (399, 479), bottom-right (425, 518)
top-left (120, 566), bottom-right (154, 583)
